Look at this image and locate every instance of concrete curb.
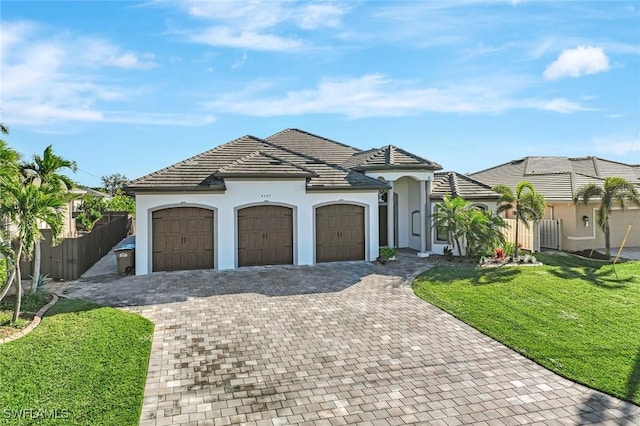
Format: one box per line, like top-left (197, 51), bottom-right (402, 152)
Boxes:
top-left (0, 293), bottom-right (59, 345)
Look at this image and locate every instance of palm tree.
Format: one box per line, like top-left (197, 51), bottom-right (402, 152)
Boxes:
top-left (431, 195), bottom-right (470, 256)
top-left (0, 125), bottom-right (20, 296)
top-left (0, 181), bottom-right (65, 321)
top-left (464, 209), bottom-right (508, 257)
top-left (493, 181), bottom-right (546, 258)
top-left (21, 145), bottom-right (77, 292)
top-left (574, 177), bottom-right (640, 259)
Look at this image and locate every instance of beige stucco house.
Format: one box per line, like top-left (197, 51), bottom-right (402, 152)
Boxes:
top-left (469, 156), bottom-right (640, 252)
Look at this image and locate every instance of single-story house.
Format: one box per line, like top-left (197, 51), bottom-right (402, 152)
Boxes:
top-left (469, 156), bottom-right (640, 252)
top-left (127, 129), bottom-right (499, 274)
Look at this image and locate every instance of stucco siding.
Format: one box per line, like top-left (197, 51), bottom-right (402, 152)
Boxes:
top-left (135, 179), bottom-right (379, 274)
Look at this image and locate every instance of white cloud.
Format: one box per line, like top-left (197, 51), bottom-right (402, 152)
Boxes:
top-left (539, 98), bottom-right (593, 113)
top-left (298, 4), bottom-right (346, 29)
top-left (167, 0), bottom-right (348, 51)
top-left (543, 45), bottom-right (610, 80)
top-left (0, 20), bottom-right (210, 127)
top-left (203, 74), bottom-right (591, 118)
top-left (189, 27), bottom-right (302, 51)
top-left (593, 135), bottom-right (640, 155)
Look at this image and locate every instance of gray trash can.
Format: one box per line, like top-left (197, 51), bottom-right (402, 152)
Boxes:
top-left (114, 243), bottom-right (136, 275)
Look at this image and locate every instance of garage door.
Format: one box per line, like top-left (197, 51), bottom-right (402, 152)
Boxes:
top-left (238, 205), bottom-right (293, 267)
top-left (152, 207), bottom-right (214, 272)
top-left (316, 204), bottom-right (365, 263)
top-left (609, 209), bottom-right (640, 247)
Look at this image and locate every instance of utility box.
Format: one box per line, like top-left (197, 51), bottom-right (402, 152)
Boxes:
top-left (114, 243), bottom-right (135, 275)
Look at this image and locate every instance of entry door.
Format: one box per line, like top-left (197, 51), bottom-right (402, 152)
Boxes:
top-left (316, 204), bottom-right (365, 263)
top-left (237, 205), bottom-right (293, 267)
top-left (152, 207), bottom-right (214, 272)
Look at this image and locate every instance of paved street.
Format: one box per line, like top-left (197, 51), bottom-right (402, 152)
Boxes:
top-left (65, 254), bottom-right (639, 425)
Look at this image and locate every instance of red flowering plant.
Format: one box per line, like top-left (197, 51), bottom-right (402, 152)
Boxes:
top-left (494, 248), bottom-right (505, 259)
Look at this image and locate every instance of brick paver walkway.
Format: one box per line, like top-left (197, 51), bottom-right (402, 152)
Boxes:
top-left (65, 254), bottom-right (639, 425)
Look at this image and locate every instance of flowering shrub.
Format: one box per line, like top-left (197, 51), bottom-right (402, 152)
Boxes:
top-left (494, 248), bottom-right (505, 259)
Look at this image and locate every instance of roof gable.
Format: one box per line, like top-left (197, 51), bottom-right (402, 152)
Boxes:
top-left (266, 128), bottom-right (360, 165)
top-left (345, 145), bottom-right (442, 171)
top-left (431, 171), bottom-right (500, 200)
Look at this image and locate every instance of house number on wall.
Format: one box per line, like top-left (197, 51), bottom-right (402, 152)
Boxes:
top-left (261, 194), bottom-right (271, 199)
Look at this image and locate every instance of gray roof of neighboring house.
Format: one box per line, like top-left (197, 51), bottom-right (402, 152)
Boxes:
top-left (469, 156), bottom-right (640, 201)
top-left (431, 172), bottom-right (500, 200)
top-left (344, 145), bottom-right (442, 171)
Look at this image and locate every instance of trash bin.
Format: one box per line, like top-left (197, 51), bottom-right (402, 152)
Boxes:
top-left (114, 243), bottom-right (135, 275)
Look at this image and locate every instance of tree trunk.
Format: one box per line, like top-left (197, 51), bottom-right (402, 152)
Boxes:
top-left (31, 239), bottom-right (41, 293)
top-left (12, 260), bottom-right (22, 323)
top-left (605, 221), bottom-right (611, 259)
top-left (0, 243), bottom-right (22, 304)
top-left (514, 212), bottom-right (520, 258)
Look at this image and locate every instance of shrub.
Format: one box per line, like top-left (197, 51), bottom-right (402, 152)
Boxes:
top-left (494, 248), bottom-right (505, 259)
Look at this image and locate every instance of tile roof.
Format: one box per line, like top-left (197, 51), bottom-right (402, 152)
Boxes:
top-left (266, 128), bottom-right (360, 165)
top-left (215, 151), bottom-right (316, 178)
top-left (469, 156), bottom-right (640, 201)
top-left (127, 131), bottom-right (389, 191)
top-left (344, 145), bottom-right (442, 171)
top-left (431, 172), bottom-right (500, 200)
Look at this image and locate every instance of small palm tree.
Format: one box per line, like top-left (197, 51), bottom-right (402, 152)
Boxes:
top-left (493, 181), bottom-right (546, 258)
top-left (0, 181), bottom-right (65, 321)
top-left (464, 209), bottom-right (508, 257)
top-left (21, 145), bottom-right (77, 292)
top-left (574, 177), bottom-right (640, 259)
top-left (431, 195), bottom-right (470, 256)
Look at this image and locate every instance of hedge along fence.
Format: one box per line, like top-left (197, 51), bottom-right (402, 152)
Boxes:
top-left (21, 213), bottom-right (130, 281)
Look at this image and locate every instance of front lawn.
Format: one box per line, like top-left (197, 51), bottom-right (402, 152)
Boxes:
top-left (413, 253), bottom-right (640, 405)
top-left (0, 292), bottom-right (53, 337)
top-left (0, 298), bottom-right (154, 425)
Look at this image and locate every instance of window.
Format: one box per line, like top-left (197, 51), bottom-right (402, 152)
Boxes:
top-left (434, 205), bottom-right (448, 243)
top-left (411, 210), bottom-right (420, 236)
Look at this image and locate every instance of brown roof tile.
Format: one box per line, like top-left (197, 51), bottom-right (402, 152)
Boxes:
top-left (127, 131), bottom-right (389, 191)
top-left (344, 145), bottom-right (442, 171)
top-left (215, 151), bottom-right (317, 178)
top-left (431, 171), bottom-right (500, 200)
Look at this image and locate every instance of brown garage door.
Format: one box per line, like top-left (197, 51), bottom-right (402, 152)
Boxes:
top-left (238, 205), bottom-right (293, 267)
top-left (316, 204), bottom-right (365, 263)
top-left (152, 207), bottom-right (214, 272)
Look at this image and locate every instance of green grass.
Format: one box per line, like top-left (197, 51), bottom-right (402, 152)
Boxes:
top-left (0, 298), bottom-right (154, 425)
top-left (0, 292), bottom-right (52, 333)
top-left (413, 253), bottom-right (640, 405)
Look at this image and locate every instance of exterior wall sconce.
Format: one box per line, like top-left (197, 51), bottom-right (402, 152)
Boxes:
top-left (582, 215), bottom-right (589, 227)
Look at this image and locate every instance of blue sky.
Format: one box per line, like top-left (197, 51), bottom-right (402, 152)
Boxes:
top-left (1, 0), bottom-right (639, 187)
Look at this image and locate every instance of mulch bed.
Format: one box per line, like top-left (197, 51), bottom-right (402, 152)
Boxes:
top-left (569, 249), bottom-right (610, 260)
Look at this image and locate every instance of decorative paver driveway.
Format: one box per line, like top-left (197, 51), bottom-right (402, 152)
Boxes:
top-left (65, 255), bottom-right (639, 426)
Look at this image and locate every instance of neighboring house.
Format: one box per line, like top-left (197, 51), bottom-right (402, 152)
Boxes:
top-left (469, 156), bottom-right (640, 252)
top-left (34, 186), bottom-right (110, 238)
top-left (127, 129), bottom-right (499, 274)
top-left (64, 187), bottom-right (110, 237)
